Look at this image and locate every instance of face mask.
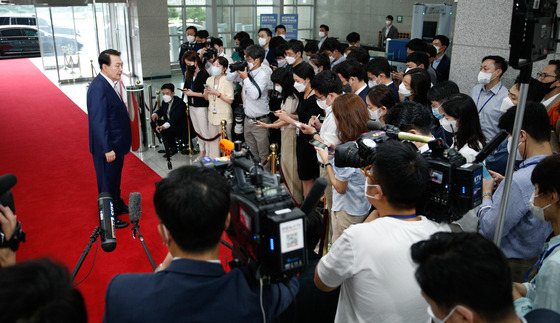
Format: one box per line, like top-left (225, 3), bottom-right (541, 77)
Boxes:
top-left (329, 55), bottom-right (335, 63)
top-left (286, 56), bottom-right (296, 65)
top-left (368, 77), bottom-right (381, 88)
top-left (209, 65), bottom-right (223, 76)
top-left (342, 83), bottom-right (352, 93)
top-left (162, 95), bottom-right (172, 103)
top-left (343, 53), bottom-right (348, 59)
top-left (405, 67), bottom-right (411, 73)
top-left (478, 71), bottom-right (495, 85)
top-left (274, 85), bottom-right (283, 94)
top-left (439, 118), bottom-right (457, 133)
top-left (369, 108), bottom-right (383, 121)
top-left (399, 82), bottom-right (412, 97)
top-left (186, 35), bottom-right (195, 43)
top-left (316, 98), bottom-right (330, 110)
top-left (187, 65), bottom-right (195, 72)
top-left (500, 96), bottom-right (515, 112)
top-left (277, 59), bottom-right (287, 68)
top-left (507, 136), bottom-right (524, 161)
top-left (294, 81), bottom-right (306, 93)
top-left (529, 192), bottom-right (555, 222)
top-left (433, 45), bottom-right (441, 53)
top-left (279, 34), bottom-right (286, 40)
top-left (258, 37), bottom-right (267, 47)
top-left (427, 305), bottom-right (470, 323)
top-left (432, 106), bottom-right (444, 120)
top-left (313, 67), bottom-right (320, 75)
top-left (386, 20), bottom-right (391, 26)
top-left (539, 79), bottom-right (557, 94)
top-left (364, 182), bottom-right (382, 200)
top-left (319, 31), bottom-right (325, 38)
top-left (247, 62), bottom-right (254, 70)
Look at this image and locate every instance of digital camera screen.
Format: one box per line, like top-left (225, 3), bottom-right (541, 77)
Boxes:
top-left (430, 169), bottom-right (444, 185)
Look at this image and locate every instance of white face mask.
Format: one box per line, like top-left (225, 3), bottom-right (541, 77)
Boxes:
top-left (294, 81), bottom-right (306, 93)
top-left (368, 77), bottom-right (381, 88)
top-left (507, 136), bottom-right (524, 161)
top-left (319, 31), bottom-right (325, 38)
top-left (364, 182), bottom-right (382, 200)
top-left (258, 37), bottom-right (268, 47)
top-left (313, 67), bottom-right (320, 75)
top-left (316, 98), bottom-right (330, 110)
top-left (405, 67), bottom-right (411, 73)
top-left (186, 35), bottom-right (195, 43)
top-left (162, 94), bottom-right (172, 103)
top-left (427, 305), bottom-right (471, 323)
top-left (209, 65), bottom-right (223, 76)
top-left (285, 56), bottom-right (296, 65)
top-left (433, 45), bottom-right (441, 53)
top-left (369, 108), bottom-right (383, 121)
top-left (279, 34), bottom-right (286, 39)
top-left (247, 62), bottom-right (254, 70)
top-left (277, 59), bottom-right (287, 68)
top-left (500, 96), bottom-right (515, 112)
top-left (329, 55), bottom-right (335, 63)
top-left (478, 70), bottom-right (495, 85)
top-left (386, 20), bottom-right (391, 26)
top-left (399, 82), bottom-right (412, 97)
top-left (529, 192), bottom-right (556, 222)
top-left (274, 85), bottom-right (283, 93)
top-left (439, 118), bottom-right (457, 133)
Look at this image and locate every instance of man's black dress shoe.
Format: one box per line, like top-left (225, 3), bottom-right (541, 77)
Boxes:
top-left (115, 217), bottom-right (129, 229)
top-left (158, 149), bottom-right (166, 153)
top-left (114, 205), bottom-right (129, 215)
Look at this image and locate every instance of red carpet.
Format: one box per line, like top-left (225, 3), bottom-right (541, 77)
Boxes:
top-left (0, 59), bottom-right (228, 322)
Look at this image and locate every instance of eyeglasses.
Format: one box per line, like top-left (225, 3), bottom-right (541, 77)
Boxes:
top-left (536, 72), bottom-right (559, 80)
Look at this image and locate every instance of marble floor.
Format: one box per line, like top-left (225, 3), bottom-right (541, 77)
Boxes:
top-left (30, 57), bottom-right (196, 178)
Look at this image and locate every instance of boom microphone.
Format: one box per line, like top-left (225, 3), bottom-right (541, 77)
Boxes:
top-left (366, 120), bottom-right (384, 131)
top-left (366, 121), bottom-right (433, 143)
top-left (474, 130), bottom-right (508, 164)
top-left (97, 192), bottom-right (116, 252)
top-left (219, 138), bottom-right (236, 155)
top-left (129, 192), bottom-right (142, 225)
top-left (300, 177), bottom-right (327, 216)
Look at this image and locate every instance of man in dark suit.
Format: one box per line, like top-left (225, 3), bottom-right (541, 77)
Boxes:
top-left (380, 15), bottom-right (399, 48)
top-left (87, 49), bottom-right (131, 228)
top-left (103, 166), bottom-right (298, 322)
top-left (432, 35), bottom-right (451, 82)
top-left (150, 83), bottom-right (187, 157)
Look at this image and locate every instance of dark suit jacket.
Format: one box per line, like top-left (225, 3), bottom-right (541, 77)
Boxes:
top-left (381, 25), bottom-right (399, 47)
top-left (154, 96), bottom-right (187, 135)
top-left (356, 84), bottom-right (370, 103)
top-left (87, 74), bottom-right (131, 157)
top-left (103, 258), bottom-right (298, 323)
top-left (433, 54), bottom-right (451, 82)
top-left (265, 47), bottom-right (276, 67)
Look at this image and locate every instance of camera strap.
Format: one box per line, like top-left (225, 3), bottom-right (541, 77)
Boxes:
top-left (247, 72), bottom-right (262, 99)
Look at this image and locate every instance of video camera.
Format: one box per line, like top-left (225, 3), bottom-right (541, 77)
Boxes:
top-left (203, 47), bottom-right (218, 61)
top-left (334, 124), bottom-right (497, 223)
top-left (196, 141), bottom-right (308, 284)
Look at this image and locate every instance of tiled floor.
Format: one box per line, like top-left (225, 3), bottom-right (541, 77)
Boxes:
top-left (30, 57), bottom-right (198, 178)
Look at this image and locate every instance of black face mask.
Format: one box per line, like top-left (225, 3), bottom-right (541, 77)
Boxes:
top-left (187, 65), bottom-right (195, 72)
top-left (342, 83), bottom-right (352, 93)
top-left (539, 79), bottom-right (557, 94)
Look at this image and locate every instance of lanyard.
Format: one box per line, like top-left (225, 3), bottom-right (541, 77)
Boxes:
top-left (525, 242), bottom-right (560, 281)
top-left (519, 161), bottom-right (538, 169)
top-left (477, 85), bottom-right (502, 113)
top-left (387, 214), bottom-right (418, 219)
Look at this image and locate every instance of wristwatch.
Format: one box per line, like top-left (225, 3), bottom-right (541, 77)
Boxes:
top-left (0, 221), bottom-right (26, 252)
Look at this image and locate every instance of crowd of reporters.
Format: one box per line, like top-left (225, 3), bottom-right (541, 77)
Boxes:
top-left (3, 22), bottom-right (560, 323)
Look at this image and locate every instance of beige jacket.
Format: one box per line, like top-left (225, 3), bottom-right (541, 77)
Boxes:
top-left (206, 75), bottom-right (234, 126)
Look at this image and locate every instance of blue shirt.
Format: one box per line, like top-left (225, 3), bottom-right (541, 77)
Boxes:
top-left (470, 82), bottom-right (508, 144)
top-left (515, 234), bottom-right (560, 316)
top-left (478, 155), bottom-right (553, 259)
top-left (331, 165), bottom-right (370, 216)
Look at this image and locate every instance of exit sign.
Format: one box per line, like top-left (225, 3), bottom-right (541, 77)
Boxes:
top-left (397, 16), bottom-right (403, 23)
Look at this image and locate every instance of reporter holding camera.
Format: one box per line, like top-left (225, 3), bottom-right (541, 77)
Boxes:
top-left (227, 45), bottom-right (272, 164)
top-left (314, 140), bottom-right (450, 323)
top-left (104, 166), bottom-right (297, 322)
top-left (182, 50), bottom-right (210, 160)
top-left (204, 57), bottom-right (234, 159)
top-left (315, 93), bottom-right (370, 242)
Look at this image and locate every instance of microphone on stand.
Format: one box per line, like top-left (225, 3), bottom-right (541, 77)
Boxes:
top-left (98, 192), bottom-right (117, 252)
top-left (128, 192), bottom-right (156, 270)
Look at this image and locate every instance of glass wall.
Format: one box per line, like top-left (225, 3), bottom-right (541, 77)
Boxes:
top-left (168, 0), bottom-right (314, 64)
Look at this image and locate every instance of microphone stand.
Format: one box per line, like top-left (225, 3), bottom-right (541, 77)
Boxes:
top-left (71, 226), bottom-right (101, 281)
top-left (131, 220), bottom-right (157, 270)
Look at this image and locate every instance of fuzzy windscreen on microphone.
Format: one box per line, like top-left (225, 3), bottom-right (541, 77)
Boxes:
top-left (128, 192), bottom-right (142, 223)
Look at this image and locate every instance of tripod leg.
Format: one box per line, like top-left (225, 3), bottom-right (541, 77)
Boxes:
top-left (72, 227), bottom-right (101, 281)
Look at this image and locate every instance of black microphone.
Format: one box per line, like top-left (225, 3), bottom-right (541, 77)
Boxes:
top-left (129, 192), bottom-right (142, 225)
top-left (474, 130), bottom-right (509, 164)
top-left (366, 120), bottom-right (384, 131)
top-left (300, 177), bottom-right (327, 216)
top-left (0, 173), bottom-right (17, 196)
top-left (97, 192), bottom-right (117, 252)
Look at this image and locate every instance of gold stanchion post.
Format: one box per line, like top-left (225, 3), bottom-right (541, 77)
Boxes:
top-left (269, 143), bottom-right (278, 174)
top-left (184, 104), bottom-right (198, 156)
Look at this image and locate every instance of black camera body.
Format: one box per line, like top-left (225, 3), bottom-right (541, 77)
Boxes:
top-left (335, 130), bottom-right (482, 223)
top-left (230, 60), bottom-right (248, 72)
top-left (196, 142), bottom-right (307, 284)
top-left (203, 47), bottom-right (218, 61)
